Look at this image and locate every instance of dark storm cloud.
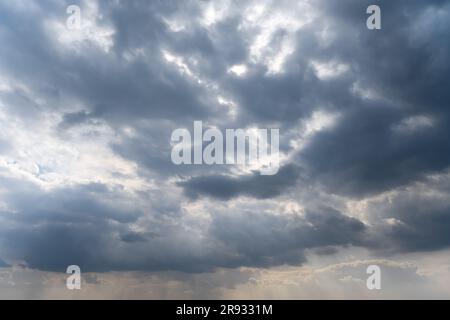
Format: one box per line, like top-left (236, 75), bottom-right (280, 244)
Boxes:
top-left (0, 0), bottom-right (450, 274)
top-left (110, 121), bottom-right (231, 178)
top-left (381, 205), bottom-right (450, 253)
top-left (0, 178), bottom-right (139, 225)
top-left (209, 207), bottom-right (367, 268)
top-left (0, 174), bottom-right (369, 272)
top-left (120, 232), bottom-right (150, 243)
top-left (0, 176), bottom-right (210, 273)
top-left (101, 0), bottom-right (450, 200)
top-left (294, 0), bottom-right (450, 197)
top-left (0, 0), bottom-right (219, 127)
top-left (208, 0), bottom-right (450, 200)
top-left (364, 180), bottom-right (450, 254)
top-left (179, 164), bottom-right (300, 200)
top-left (59, 110), bottom-right (92, 128)
top-left (300, 104), bottom-right (450, 197)
top-left (0, 176), bottom-right (144, 271)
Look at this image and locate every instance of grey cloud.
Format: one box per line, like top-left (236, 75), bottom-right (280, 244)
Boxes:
top-left (179, 164), bottom-right (301, 200)
top-left (59, 110), bottom-right (93, 128)
top-left (0, 173), bottom-right (370, 272)
top-left (0, 0), bottom-right (450, 279)
top-left (1, 180), bottom-right (140, 225)
top-left (300, 104), bottom-right (450, 197)
top-left (0, 0), bottom-right (220, 129)
top-left (294, 0), bottom-right (450, 197)
top-left (209, 207), bottom-right (367, 269)
top-left (365, 182), bottom-right (450, 254)
top-left (105, 0), bottom-right (450, 195)
top-left (120, 232), bottom-right (154, 243)
top-left (0, 178), bottom-right (143, 272)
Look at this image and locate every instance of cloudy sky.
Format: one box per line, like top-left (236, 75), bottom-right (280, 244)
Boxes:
top-left (1, 0), bottom-right (450, 299)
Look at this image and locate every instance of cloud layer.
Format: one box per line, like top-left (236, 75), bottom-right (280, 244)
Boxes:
top-left (0, 0), bottom-right (449, 298)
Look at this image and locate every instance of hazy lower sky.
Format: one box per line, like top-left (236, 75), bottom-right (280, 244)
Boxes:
top-left (0, 0), bottom-right (450, 299)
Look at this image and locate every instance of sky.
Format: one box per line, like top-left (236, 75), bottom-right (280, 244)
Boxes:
top-left (0, 0), bottom-right (450, 299)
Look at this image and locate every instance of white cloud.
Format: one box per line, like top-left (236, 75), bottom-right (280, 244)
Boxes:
top-left (311, 61), bottom-right (350, 80)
